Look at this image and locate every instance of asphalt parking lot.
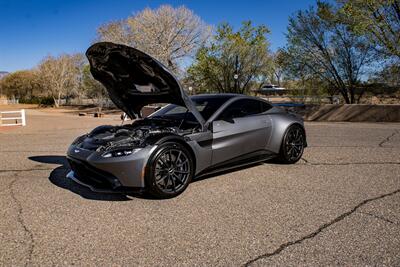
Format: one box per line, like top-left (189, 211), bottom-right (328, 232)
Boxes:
top-left (1, 110), bottom-right (399, 266)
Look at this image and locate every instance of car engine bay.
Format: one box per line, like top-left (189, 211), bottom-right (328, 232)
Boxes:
top-left (74, 117), bottom-right (199, 152)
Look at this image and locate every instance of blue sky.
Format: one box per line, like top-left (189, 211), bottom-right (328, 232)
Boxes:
top-left (0, 0), bottom-right (316, 72)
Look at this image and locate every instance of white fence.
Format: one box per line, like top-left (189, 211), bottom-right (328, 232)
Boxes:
top-left (0, 109), bottom-right (26, 127)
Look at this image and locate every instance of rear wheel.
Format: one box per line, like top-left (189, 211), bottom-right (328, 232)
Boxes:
top-left (145, 142), bottom-right (193, 198)
top-left (277, 124), bottom-right (305, 164)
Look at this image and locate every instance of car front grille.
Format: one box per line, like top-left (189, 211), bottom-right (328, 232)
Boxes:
top-left (67, 158), bottom-right (121, 189)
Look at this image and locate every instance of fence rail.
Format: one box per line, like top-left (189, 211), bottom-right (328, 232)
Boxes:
top-left (0, 109), bottom-right (26, 127)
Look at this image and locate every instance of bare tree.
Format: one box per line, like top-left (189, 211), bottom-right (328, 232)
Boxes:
top-left (285, 2), bottom-right (377, 103)
top-left (97, 5), bottom-right (211, 72)
top-left (37, 54), bottom-right (84, 107)
top-left (97, 20), bottom-right (131, 45)
top-left (81, 65), bottom-right (108, 112)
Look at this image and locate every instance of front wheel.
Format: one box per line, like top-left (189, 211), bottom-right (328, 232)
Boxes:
top-left (145, 142), bottom-right (193, 198)
top-left (277, 124), bottom-right (305, 164)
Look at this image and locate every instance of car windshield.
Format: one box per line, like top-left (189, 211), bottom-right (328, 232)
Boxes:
top-left (150, 95), bottom-right (232, 121)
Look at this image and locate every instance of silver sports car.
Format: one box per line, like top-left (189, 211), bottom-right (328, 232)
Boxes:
top-left (67, 42), bottom-right (307, 198)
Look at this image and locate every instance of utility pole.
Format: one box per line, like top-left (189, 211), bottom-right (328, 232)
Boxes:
top-left (234, 55), bottom-right (239, 93)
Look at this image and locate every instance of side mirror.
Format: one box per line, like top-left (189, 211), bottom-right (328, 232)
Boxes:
top-left (222, 116), bottom-right (235, 124)
top-left (221, 111), bottom-right (235, 123)
top-left (211, 117), bottom-right (235, 133)
top-left (214, 115), bottom-right (234, 125)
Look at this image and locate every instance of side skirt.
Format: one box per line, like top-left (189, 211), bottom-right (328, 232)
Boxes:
top-left (195, 151), bottom-right (276, 179)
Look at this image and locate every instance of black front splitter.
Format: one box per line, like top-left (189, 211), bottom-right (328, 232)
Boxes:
top-left (66, 171), bottom-right (144, 194)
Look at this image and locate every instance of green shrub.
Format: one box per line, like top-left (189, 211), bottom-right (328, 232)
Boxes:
top-left (39, 97), bottom-right (55, 106)
top-left (19, 96), bottom-right (54, 106)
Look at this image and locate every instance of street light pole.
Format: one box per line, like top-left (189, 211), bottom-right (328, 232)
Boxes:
top-left (234, 55), bottom-right (239, 93)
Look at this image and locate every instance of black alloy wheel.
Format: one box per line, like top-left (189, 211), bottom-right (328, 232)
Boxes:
top-left (146, 142), bottom-right (193, 198)
top-left (278, 124), bottom-right (305, 164)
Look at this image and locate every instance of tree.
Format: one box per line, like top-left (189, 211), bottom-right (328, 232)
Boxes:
top-left (269, 49), bottom-right (289, 87)
top-left (370, 63), bottom-right (400, 86)
top-left (285, 1), bottom-right (377, 103)
top-left (81, 65), bottom-right (108, 111)
top-left (340, 0), bottom-right (400, 59)
top-left (0, 70), bottom-right (41, 100)
top-left (97, 5), bottom-right (210, 72)
top-left (187, 21), bottom-right (272, 94)
top-left (37, 54), bottom-right (84, 107)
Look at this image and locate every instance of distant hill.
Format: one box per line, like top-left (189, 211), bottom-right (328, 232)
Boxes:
top-left (0, 71), bottom-right (9, 79)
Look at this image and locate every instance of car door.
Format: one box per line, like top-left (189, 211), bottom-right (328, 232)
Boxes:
top-left (211, 99), bottom-right (272, 166)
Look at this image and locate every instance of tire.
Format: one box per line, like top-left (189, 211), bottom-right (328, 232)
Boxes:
top-left (145, 142), bottom-right (194, 198)
top-left (277, 124), bottom-right (305, 164)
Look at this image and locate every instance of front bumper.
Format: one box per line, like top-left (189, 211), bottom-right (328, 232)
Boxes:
top-left (67, 170), bottom-right (118, 193)
top-left (66, 144), bottom-right (157, 190)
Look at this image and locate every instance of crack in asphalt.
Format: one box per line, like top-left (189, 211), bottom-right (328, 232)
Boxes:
top-left (8, 175), bottom-right (34, 266)
top-left (358, 211), bottom-right (398, 225)
top-left (243, 188), bottom-right (400, 266)
top-left (379, 130), bottom-right (399, 147)
top-left (300, 158), bottom-right (309, 163)
top-left (300, 161), bottom-right (400, 166)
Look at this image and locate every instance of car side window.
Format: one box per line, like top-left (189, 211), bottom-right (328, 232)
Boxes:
top-left (218, 99), bottom-right (265, 120)
top-left (260, 101), bottom-right (272, 112)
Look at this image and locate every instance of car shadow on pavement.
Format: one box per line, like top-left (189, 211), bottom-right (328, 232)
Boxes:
top-left (28, 155), bottom-right (133, 201)
top-left (29, 156), bottom-right (283, 201)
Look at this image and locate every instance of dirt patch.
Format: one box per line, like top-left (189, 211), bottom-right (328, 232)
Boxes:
top-left (0, 125), bottom-right (21, 133)
top-left (0, 104), bottom-right (38, 111)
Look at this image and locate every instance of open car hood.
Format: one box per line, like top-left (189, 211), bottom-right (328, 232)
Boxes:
top-left (86, 42), bottom-right (205, 126)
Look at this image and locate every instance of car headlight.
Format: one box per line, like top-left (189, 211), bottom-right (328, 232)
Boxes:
top-left (102, 148), bottom-right (142, 158)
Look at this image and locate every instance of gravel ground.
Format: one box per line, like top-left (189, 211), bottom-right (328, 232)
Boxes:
top-left (0, 110), bottom-right (399, 266)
